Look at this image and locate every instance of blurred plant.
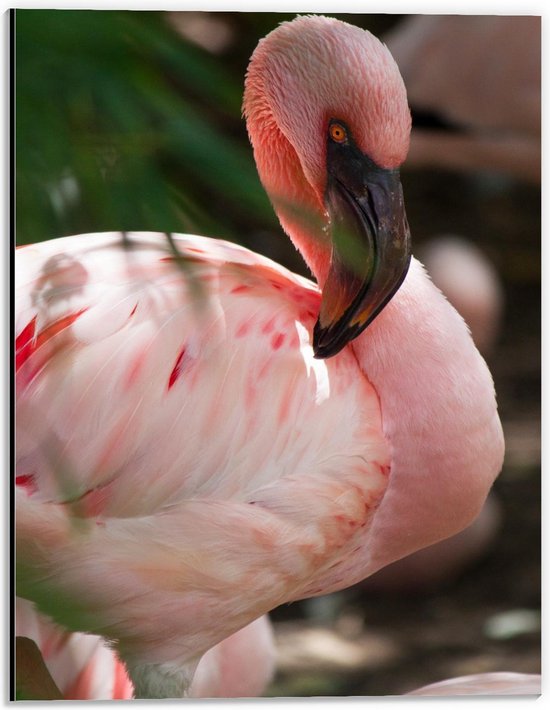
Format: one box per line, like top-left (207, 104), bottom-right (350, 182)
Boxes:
top-left (15, 10), bottom-right (276, 246)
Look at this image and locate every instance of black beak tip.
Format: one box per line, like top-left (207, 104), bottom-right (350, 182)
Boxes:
top-left (312, 320), bottom-right (334, 359)
top-left (312, 319), bottom-right (354, 359)
top-left (313, 345), bottom-right (328, 359)
top-left (312, 320), bottom-right (325, 359)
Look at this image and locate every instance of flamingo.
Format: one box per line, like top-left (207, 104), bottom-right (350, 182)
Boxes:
top-left (15, 15), bottom-right (504, 698)
top-left (420, 236), bottom-right (504, 356)
top-left (384, 16), bottom-right (541, 183)
top-left (408, 672), bottom-right (541, 696)
top-left (16, 599), bottom-right (274, 699)
top-left (16, 598), bottom-right (133, 700)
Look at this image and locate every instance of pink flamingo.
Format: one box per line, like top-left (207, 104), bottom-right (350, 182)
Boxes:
top-left (16, 598), bottom-right (133, 700)
top-left (408, 672), bottom-right (541, 696)
top-left (384, 16), bottom-right (540, 183)
top-left (420, 236), bottom-right (504, 357)
top-left (16, 599), bottom-right (274, 699)
top-left (15, 16), bottom-right (504, 698)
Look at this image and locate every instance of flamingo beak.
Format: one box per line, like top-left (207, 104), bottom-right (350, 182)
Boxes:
top-left (313, 141), bottom-right (411, 359)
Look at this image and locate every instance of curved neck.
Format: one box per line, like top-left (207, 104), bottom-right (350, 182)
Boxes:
top-left (351, 258), bottom-right (504, 572)
top-left (246, 96), bottom-right (331, 285)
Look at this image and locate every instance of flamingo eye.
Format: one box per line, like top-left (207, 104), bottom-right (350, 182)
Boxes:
top-left (329, 122), bottom-right (347, 143)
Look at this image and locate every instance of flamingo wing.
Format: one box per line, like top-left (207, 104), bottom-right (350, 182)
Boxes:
top-left (16, 232), bottom-right (390, 685)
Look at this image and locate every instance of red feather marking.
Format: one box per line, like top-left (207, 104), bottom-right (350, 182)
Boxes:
top-left (112, 659), bottom-right (133, 699)
top-left (277, 387), bottom-right (293, 426)
top-left (124, 347), bottom-right (148, 389)
top-left (15, 474), bottom-right (37, 496)
top-left (261, 317), bottom-right (276, 334)
top-left (34, 309), bottom-right (88, 350)
top-left (230, 284), bottom-right (251, 294)
top-left (299, 308), bottom-right (317, 323)
top-left (236, 321), bottom-right (250, 338)
top-left (69, 486), bottom-right (110, 518)
top-left (168, 347), bottom-right (187, 390)
top-left (15, 309), bottom-right (88, 376)
top-left (65, 657), bottom-right (95, 700)
top-left (15, 318), bottom-right (37, 370)
top-left (271, 332), bottom-right (285, 350)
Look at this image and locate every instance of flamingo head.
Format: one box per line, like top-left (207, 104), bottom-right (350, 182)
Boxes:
top-left (244, 15), bottom-right (412, 357)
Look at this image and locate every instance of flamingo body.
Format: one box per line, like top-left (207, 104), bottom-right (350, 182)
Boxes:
top-left (16, 15), bottom-right (504, 697)
top-left (17, 231), bottom-right (388, 523)
top-left (16, 231), bottom-right (390, 693)
top-left (189, 615), bottom-right (275, 698)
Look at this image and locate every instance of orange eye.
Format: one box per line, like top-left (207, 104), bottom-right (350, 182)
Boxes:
top-left (329, 123), bottom-right (347, 143)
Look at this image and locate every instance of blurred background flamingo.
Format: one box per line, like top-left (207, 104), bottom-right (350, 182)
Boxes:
top-left (384, 15), bottom-right (540, 184)
top-left (14, 10), bottom-right (540, 698)
top-left (408, 672), bottom-right (541, 696)
top-left (16, 599), bottom-right (274, 699)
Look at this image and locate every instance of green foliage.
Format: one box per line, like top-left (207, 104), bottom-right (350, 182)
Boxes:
top-left (15, 10), bottom-right (274, 246)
